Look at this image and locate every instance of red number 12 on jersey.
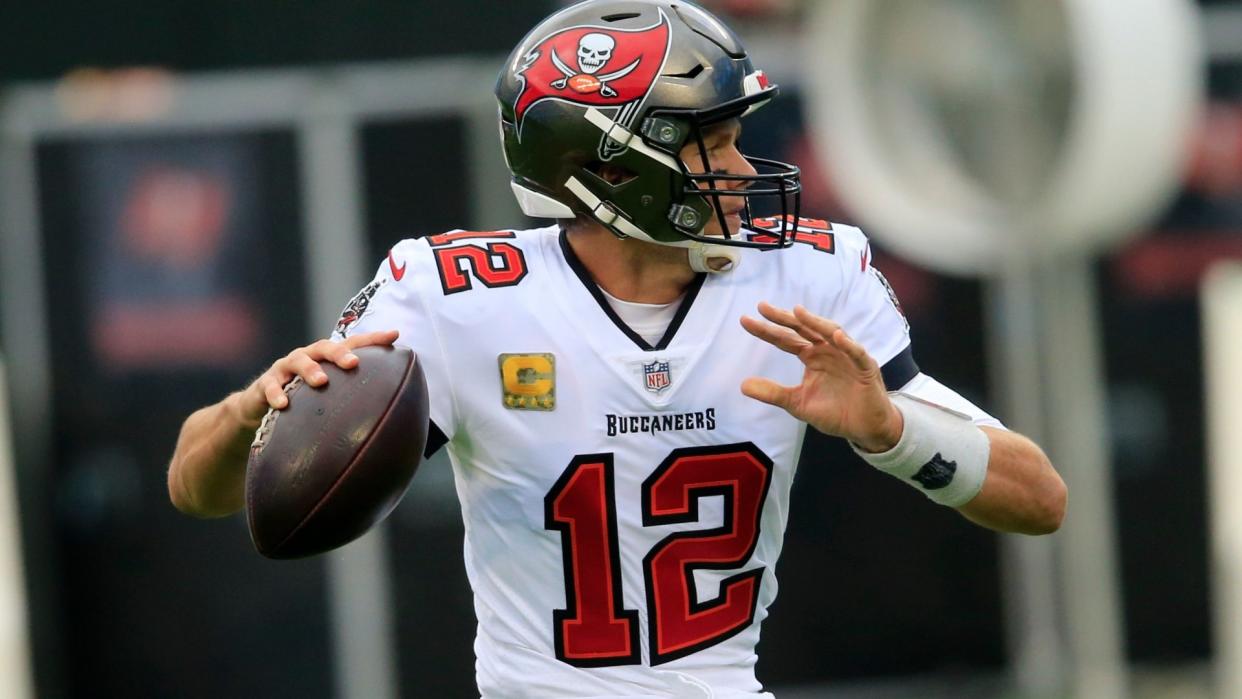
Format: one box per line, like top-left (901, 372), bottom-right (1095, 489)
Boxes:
top-left (544, 443), bottom-right (774, 666)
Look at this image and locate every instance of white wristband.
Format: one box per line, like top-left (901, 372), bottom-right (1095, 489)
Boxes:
top-left (852, 393), bottom-right (990, 507)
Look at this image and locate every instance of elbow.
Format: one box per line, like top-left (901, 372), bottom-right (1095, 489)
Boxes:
top-left (167, 457), bottom-right (231, 519)
top-left (1019, 457), bottom-right (1067, 535)
top-left (167, 459), bottom-right (198, 516)
top-left (1029, 474), bottom-right (1067, 535)
top-left (1010, 438), bottom-right (1067, 536)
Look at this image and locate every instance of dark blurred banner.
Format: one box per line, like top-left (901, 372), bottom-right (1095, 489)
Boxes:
top-left (76, 138), bottom-right (264, 372)
top-left (32, 130), bottom-right (326, 699)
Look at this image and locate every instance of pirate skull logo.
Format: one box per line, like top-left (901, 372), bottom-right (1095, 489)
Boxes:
top-left (549, 31), bottom-right (640, 98)
top-left (510, 9), bottom-right (672, 134)
top-left (577, 33), bottom-right (615, 74)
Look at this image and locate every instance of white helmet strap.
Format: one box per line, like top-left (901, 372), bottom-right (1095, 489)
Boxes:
top-left (564, 176), bottom-right (741, 274)
top-left (687, 243), bottom-right (741, 274)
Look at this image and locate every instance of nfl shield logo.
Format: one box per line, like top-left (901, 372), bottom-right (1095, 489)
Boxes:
top-left (643, 360), bottom-right (672, 394)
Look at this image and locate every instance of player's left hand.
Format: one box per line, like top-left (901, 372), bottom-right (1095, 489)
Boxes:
top-left (740, 303), bottom-right (903, 453)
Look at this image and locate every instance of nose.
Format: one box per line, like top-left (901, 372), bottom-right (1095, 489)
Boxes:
top-left (713, 145), bottom-right (756, 195)
top-left (721, 144), bottom-right (757, 179)
top-left (711, 145), bottom-right (756, 193)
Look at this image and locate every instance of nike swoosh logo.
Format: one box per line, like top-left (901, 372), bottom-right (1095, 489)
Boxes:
top-left (388, 250), bottom-right (407, 281)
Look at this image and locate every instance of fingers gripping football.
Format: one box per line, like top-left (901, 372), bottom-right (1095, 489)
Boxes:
top-left (740, 304), bottom-right (901, 452)
top-left (244, 330), bottom-right (400, 421)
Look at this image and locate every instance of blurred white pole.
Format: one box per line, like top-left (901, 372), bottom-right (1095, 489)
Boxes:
top-left (0, 356), bottom-right (34, 699)
top-left (299, 87), bottom-right (399, 699)
top-left (989, 252), bottom-right (1129, 699)
top-left (987, 256), bottom-right (1065, 698)
top-left (1041, 256), bottom-right (1128, 699)
top-left (1203, 263), bottom-right (1242, 699)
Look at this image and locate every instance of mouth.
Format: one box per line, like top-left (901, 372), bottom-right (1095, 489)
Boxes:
top-left (703, 208), bottom-right (744, 239)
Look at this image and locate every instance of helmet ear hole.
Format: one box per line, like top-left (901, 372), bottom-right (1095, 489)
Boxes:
top-left (586, 161), bottom-right (639, 187)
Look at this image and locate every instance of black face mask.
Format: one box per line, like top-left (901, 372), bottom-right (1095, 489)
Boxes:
top-left (650, 97), bottom-right (802, 251)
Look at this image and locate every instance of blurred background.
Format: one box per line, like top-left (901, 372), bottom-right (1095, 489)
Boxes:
top-left (0, 0), bottom-right (1238, 697)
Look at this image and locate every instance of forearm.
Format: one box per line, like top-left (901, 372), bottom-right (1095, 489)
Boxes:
top-left (851, 399), bottom-right (1066, 535)
top-left (167, 391), bottom-right (260, 518)
top-left (956, 427), bottom-right (1067, 535)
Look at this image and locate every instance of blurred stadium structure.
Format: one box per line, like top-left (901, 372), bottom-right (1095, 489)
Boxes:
top-left (0, 0), bottom-right (1240, 697)
top-left (806, 4), bottom-right (1201, 699)
top-left (0, 356), bottom-right (34, 699)
top-left (1204, 263), bottom-right (1242, 699)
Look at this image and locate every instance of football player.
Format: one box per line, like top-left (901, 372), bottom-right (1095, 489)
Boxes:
top-left (168, 1), bottom-right (1066, 696)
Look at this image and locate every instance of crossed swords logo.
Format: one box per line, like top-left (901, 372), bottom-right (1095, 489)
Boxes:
top-left (549, 48), bottom-right (641, 98)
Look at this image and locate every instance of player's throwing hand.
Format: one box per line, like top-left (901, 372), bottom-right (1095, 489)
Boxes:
top-left (740, 303), bottom-right (904, 453)
top-left (242, 329), bottom-right (400, 420)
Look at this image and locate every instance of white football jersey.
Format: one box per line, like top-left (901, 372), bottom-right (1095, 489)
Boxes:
top-left (332, 221), bottom-right (999, 698)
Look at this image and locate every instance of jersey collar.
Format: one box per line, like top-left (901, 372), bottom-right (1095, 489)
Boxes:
top-left (558, 230), bottom-right (706, 352)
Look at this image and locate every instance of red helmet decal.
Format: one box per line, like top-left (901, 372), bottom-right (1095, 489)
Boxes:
top-left (513, 9), bottom-right (672, 131)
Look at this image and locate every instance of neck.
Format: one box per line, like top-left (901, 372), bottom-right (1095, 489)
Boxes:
top-left (564, 223), bottom-right (697, 304)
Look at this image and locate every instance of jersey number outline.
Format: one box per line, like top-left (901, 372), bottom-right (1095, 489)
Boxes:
top-left (429, 231), bottom-right (528, 295)
top-left (544, 443), bottom-right (774, 667)
top-left (748, 215), bottom-right (835, 254)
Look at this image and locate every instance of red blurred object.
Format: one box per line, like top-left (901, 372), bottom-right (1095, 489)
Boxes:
top-left (1115, 232), bottom-right (1242, 299)
top-left (1185, 103), bottom-right (1242, 198)
top-left (121, 166), bottom-right (231, 268)
top-left (93, 298), bottom-right (259, 368)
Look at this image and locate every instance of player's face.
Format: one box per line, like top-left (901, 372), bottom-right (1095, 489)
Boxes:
top-left (679, 119), bottom-right (755, 238)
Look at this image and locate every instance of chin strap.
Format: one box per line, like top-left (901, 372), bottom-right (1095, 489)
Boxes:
top-left (564, 177), bottom-right (742, 274)
top-left (687, 242), bottom-right (741, 274)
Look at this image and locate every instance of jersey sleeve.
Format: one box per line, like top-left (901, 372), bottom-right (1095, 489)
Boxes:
top-left (826, 226), bottom-right (919, 390)
top-left (329, 238), bottom-right (456, 454)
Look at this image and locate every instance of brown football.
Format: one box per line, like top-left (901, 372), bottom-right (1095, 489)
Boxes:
top-left (245, 345), bottom-right (429, 559)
